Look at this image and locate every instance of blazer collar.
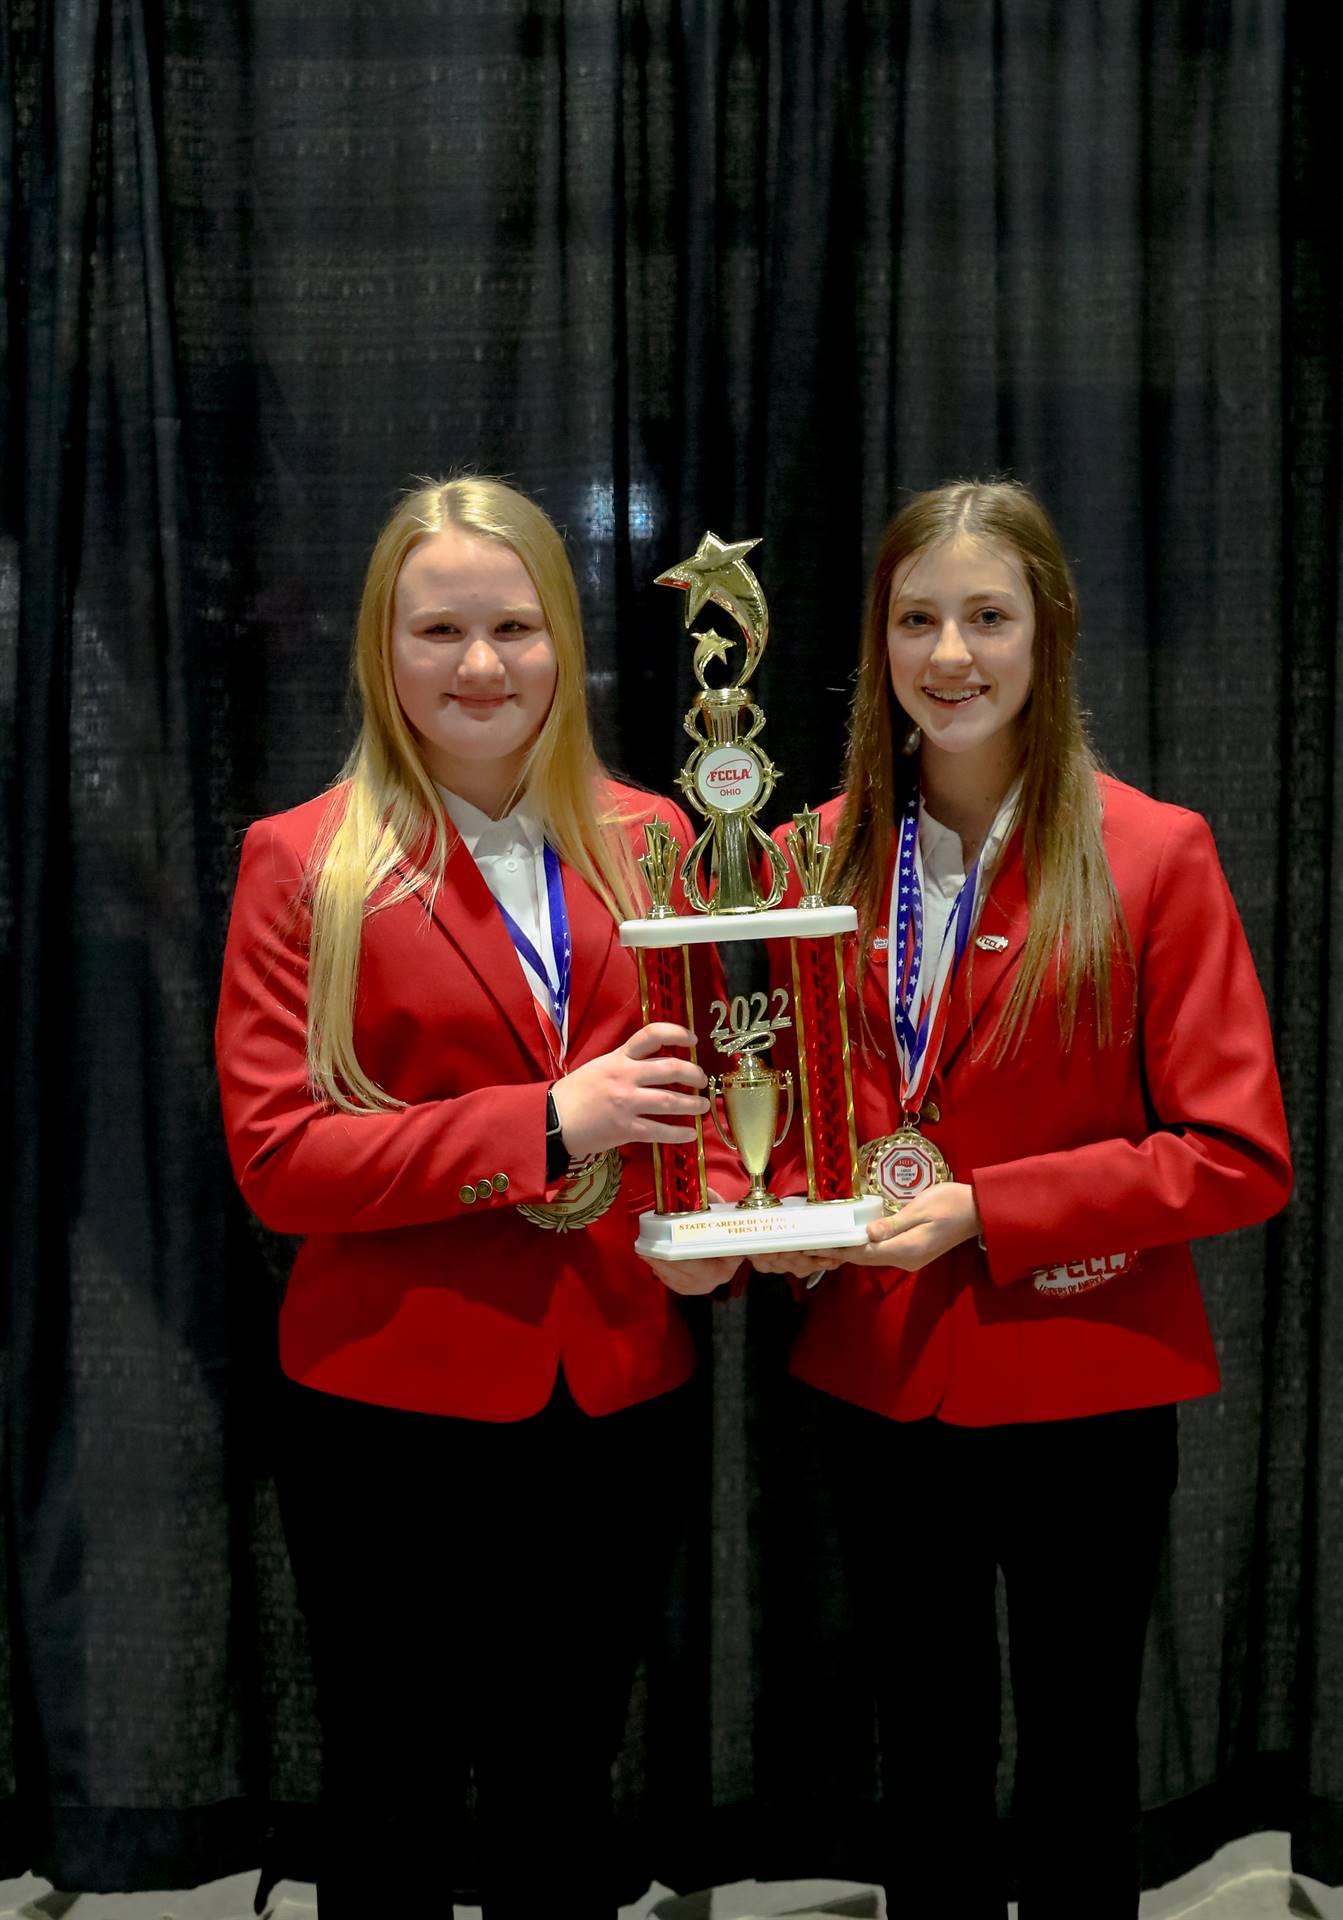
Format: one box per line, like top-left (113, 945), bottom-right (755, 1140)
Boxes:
top-left (861, 825), bottom-right (1029, 1090)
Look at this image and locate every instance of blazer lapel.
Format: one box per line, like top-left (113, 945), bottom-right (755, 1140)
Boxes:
top-left (414, 838), bottom-right (627, 1071)
top-left (860, 836), bottom-right (898, 1048)
top-left (853, 830), bottom-right (901, 1118)
top-left (937, 831), bottom-right (1030, 1079)
top-left (562, 862), bottom-right (624, 1055)
top-left (419, 836), bottom-right (553, 1077)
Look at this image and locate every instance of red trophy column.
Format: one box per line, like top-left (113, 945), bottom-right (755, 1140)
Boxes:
top-left (788, 933), bottom-right (861, 1202)
top-left (637, 946), bottom-right (709, 1214)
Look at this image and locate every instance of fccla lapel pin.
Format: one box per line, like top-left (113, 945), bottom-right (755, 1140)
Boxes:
top-left (975, 933), bottom-right (1009, 953)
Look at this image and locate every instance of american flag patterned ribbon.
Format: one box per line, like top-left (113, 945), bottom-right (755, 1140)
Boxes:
top-left (889, 788), bottom-right (985, 1118)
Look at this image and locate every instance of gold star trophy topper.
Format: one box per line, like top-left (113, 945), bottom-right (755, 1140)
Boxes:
top-left (654, 531), bottom-right (787, 915)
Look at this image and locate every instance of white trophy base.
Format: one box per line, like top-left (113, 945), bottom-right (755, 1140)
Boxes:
top-left (635, 1192), bottom-right (883, 1261)
top-left (619, 904), bottom-right (856, 948)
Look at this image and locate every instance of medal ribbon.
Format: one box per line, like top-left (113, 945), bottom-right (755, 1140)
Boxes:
top-left (889, 789), bottom-right (985, 1118)
top-left (490, 842), bottom-right (572, 1072)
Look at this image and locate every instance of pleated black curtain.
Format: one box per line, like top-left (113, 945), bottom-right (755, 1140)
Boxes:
top-left (2, 0), bottom-right (1339, 1898)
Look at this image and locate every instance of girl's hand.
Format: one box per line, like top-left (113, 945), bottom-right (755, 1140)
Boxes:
top-left (645, 1191), bottom-right (740, 1295)
top-left (550, 1023), bottom-right (708, 1158)
top-left (645, 1254), bottom-right (742, 1296)
top-left (751, 1183), bottom-right (982, 1277)
top-left (750, 1249), bottom-right (847, 1279)
top-left (848, 1182), bottom-right (982, 1270)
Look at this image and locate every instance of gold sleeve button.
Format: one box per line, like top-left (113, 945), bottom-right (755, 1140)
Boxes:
top-left (475, 1178), bottom-right (493, 1201)
top-left (459, 1184), bottom-right (476, 1204)
top-left (492, 1172), bottom-right (509, 1195)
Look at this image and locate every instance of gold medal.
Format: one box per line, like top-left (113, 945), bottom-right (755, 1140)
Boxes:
top-left (858, 1122), bottom-right (952, 1215)
top-left (516, 1148), bottom-right (623, 1232)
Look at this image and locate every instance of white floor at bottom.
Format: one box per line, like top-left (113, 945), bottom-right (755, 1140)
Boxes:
top-left (0, 1832), bottom-right (1340, 1918)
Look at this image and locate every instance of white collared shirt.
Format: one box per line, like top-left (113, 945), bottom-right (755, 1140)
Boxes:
top-left (897, 781), bottom-right (1022, 1027)
top-left (438, 786), bottom-right (564, 1029)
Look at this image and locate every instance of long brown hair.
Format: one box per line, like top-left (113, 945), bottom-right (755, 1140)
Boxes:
top-left (306, 477), bottom-right (641, 1112)
top-left (827, 480), bottom-right (1125, 1053)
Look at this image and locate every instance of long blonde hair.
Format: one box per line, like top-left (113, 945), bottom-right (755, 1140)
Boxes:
top-left (828, 480), bottom-right (1126, 1054)
top-left (306, 477), bottom-right (641, 1112)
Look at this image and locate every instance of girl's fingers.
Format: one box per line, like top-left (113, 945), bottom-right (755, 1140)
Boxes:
top-left (624, 1023), bottom-right (697, 1058)
top-left (636, 1057), bottom-right (709, 1089)
top-left (635, 1092), bottom-right (708, 1117)
top-left (752, 1249), bottom-right (846, 1275)
top-left (868, 1209), bottom-right (918, 1241)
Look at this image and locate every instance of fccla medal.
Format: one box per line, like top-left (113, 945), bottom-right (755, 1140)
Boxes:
top-left (859, 1118), bottom-right (952, 1214)
top-left (517, 1147), bottom-right (623, 1232)
top-left (859, 785), bottom-right (995, 1212)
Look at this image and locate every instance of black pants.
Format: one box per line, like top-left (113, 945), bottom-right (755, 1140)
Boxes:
top-left (807, 1386), bottom-right (1178, 1920)
top-left (275, 1371), bottom-right (692, 1920)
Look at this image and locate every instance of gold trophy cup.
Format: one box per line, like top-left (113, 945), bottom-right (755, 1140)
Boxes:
top-left (708, 1029), bottom-right (795, 1212)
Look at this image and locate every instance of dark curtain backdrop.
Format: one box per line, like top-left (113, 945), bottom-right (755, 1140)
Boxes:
top-left (2, 0), bottom-right (1340, 1900)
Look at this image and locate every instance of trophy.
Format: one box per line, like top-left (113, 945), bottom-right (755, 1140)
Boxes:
top-left (618, 533), bottom-right (882, 1259)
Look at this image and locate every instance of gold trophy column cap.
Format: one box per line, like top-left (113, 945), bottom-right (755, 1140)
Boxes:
top-left (786, 808), bottom-right (832, 909)
top-left (637, 818), bottom-right (681, 919)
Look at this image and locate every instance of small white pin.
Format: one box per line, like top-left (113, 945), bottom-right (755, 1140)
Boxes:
top-left (975, 933), bottom-right (1009, 953)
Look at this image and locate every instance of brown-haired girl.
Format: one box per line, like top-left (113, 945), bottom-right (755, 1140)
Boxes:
top-left (217, 478), bottom-right (727, 1917)
top-left (755, 480), bottom-right (1292, 1917)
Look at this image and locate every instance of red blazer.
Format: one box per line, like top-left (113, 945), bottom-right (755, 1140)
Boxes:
top-left (769, 776), bottom-right (1293, 1426)
top-left (217, 781), bottom-right (715, 1421)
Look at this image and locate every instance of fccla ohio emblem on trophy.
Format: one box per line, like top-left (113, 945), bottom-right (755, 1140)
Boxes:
top-left (617, 533), bottom-right (883, 1261)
